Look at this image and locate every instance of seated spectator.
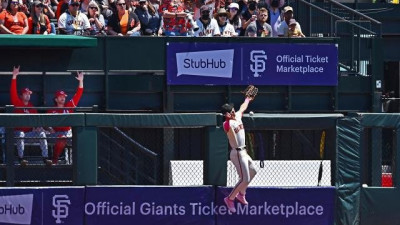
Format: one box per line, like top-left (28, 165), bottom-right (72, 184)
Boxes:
top-left (287, 18), bottom-right (304, 37)
top-left (19, 0), bottom-right (31, 17)
top-left (215, 8), bottom-right (235, 37)
top-left (10, 66), bottom-right (52, 166)
top-left (244, 7), bottom-right (272, 37)
top-left (58, 0), bottom-right (90, 35)
top-left (0, 0), bottom-right (29, 35)
top-left (194, 5), bottom-right (219, 37)
top-left (86, 1), bottom-right (106, 35)
top-left (277, 6), bottom-right (302, 37)
top-left (159, 0), bottom-right (188, 36)
top-left (245, 23), bottom-right (256, 37)
top-left (227, 2), bottom-right (241, 36)
top-left (107, 0), bottom-right (141, 36)
top-left (240, 0), bottom-right (257, 36)
top-left (47, 72), bottom-right (84, 165)
top-left (41, 0), bottom-right (57, 34)
top-left (135, 0), bottom-right (162, 36)
top-left (28, 1), bottom-right (52, 35)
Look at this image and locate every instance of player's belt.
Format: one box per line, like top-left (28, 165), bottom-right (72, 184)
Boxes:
top-left (235, 146), bottom-right (246, 151)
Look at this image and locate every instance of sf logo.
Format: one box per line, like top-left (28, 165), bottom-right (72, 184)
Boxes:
top-left (52, 195), bottom-right (71, 224)
top-left (250, 50), bottom-right (267, 77)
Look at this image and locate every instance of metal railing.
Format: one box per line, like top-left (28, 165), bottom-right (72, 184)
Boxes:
top-left (98, 127), bottom-right (159, 185)
top-left (293, 0), bottom-right (382, 76)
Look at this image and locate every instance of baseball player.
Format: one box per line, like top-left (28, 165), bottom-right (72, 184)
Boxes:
top-left (47, 71), bottom-right (84, 164)
top-left (10, 66), bottom-right (52, 166)
top-left (221, 95), bottom-right (257, 213)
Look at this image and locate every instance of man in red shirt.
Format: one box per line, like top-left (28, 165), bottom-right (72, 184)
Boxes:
top-left (47, 72), bottom-right (84, 165)
top-left (10, 66), bottom-right (52, 166)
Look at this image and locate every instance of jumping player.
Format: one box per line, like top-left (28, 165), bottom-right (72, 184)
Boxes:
top-left (221, 96), bottom-right (257, 213)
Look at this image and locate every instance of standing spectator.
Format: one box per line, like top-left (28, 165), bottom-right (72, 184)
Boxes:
top-left (194, 5), bottom-right (219, 36)
top-left (47, 72), bottom-right (84, 165)
top-left (215, 8), bottom-right (235, 36)
top-left (86, 1), bottom-right (106, 35)
top-left (135, 0), bottom-right (162, 35)
top-left (286, 18), bottom-right (304, 37)
top-left (28, 0), bottom-right (52, 34)
top-left (0, 0), bottom-right (29, 35)
top-left (277, 6), bottom-right (302, 37)
top-left (227, 2), bottom-right (241, 36)
top-left (266, 0), bottom-right (283, 37)
top-left (58, 0), bottom-right (91, 35)
top-left (240, 0), bottom-right (257, 36)
top-left (107, 0), bottom-right (141, 36)
top-left (10, 66), bottom-right (52, 166)
top-left (245, 7), bottom-right (272, 37)
top-left (159, 0), bottom-right (188, 36)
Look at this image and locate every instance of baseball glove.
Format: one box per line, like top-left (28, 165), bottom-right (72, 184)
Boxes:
top-left (243, 85), bottom-right (258, 99)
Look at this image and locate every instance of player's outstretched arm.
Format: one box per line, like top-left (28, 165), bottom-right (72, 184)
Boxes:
top-left (237, 97), bottom-right (253, 116)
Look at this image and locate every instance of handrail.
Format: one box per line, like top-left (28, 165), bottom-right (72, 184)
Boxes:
top-left (113, 127), bottom-right (158, 158)
top-left (296, 0), bottom-right (378, 36)
top-left (327, 0), bottom-right (382, 25)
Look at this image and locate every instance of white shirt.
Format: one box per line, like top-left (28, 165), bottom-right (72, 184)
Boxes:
top-left (269, 7), bottom-right (282, 37)
top-left (218, 22), bottom-right (237, 37)
top-left (223, 116), bottom-right (246, 149)
top-left (58, 11), bottom-right (90, 35)
top-left (194, 18), bottom-right (220, 37)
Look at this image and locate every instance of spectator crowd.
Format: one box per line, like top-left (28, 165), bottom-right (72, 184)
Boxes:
top-left (0, 0), bottom-right (305, 37)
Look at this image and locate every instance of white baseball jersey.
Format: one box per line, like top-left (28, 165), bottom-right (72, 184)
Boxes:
top-left (223, 116), bottom-right (246, 149)
top-left (194, 18), bottom-right (220, 37)
top-left (58, 11), bottom-right (90, 35)
top-left (218, 22), bottom-right (237, 37)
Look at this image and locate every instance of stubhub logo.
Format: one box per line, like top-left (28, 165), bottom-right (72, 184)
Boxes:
top-left (176, 49), bottom-right (234, 78)
top-left (0, 194), bottom-right (33, 225)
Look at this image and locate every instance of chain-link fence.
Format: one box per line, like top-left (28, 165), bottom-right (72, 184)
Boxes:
top-left (168, 129), bottom-right (335, 187)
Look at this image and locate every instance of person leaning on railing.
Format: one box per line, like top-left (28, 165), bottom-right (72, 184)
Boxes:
top-left (47, 71), bottom-right (84, 165)
top-left (10, 66), bottom-right (52, 166)
top-left (0, 0), bottom-right (29, 35)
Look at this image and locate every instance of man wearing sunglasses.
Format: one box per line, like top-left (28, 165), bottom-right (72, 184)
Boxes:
top-left (58, 0), bottom-right (90, 35)
top-left (193, 5), bottom-right (219, 37)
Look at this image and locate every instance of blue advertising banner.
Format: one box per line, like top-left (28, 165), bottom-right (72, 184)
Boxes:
top-left (216, 187), bottom-right (335, 225)
top-left (0, 187), bottom-right (85, 225)
top-left (85, 186), bottom-right (215, 225)
top-left (167, 42), bottom-right (338, 86)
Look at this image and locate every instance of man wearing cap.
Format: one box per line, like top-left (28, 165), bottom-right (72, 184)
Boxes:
top-left (10, 66), bottom-right (52, 166)
top-left (277, 5), bottom-right (302, 37)
top-left (47, 71), bottom-right (84, 165)
top-left (194, 5), bottom-right (219, 37)
top-left (244, 7), bottom-right (272, 37)
top-left (58, 0), bottom-right (90, 35)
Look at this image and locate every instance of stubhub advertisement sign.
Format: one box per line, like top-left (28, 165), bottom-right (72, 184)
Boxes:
top-left (167, 42), bottom-right (338, 86)
top-left (0, 187), bottom-right (85, 225)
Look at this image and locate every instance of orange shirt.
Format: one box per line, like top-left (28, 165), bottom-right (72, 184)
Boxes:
top-left (119, 10), bottom-right (129, 35)
top-left (0, 11), bottom-right (27, 34)
top-left (28, 15), bottom-right (51, 34)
